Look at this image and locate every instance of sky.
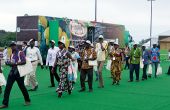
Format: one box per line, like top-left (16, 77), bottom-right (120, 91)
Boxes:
top-left (0, 0), bottom-right (170, 41)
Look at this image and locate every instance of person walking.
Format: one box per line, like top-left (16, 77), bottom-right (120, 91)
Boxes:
top-left (79, 40), bottom-right (97, 92)
top-left (46, 40), bottom-right (60, 87)
top-left (141, 46), bottom-right (150, 80)
top-left (68, 45), bottom-right (80, 83)
top-left (110, 42), bottom-right (124, 85)
top-left (124, 44), bottom-right (130, 70)
top-left (25, 39), bottom-right (44, 91)
top-left (149, 44), bottom-right (160, 78)
top-left (128, 43), bottom-right (142, 82)
top-left (52, 41), bottom-right (74, 98)
top-left (0, 42), bottom-right (31, 109)
top-left (22, 41), bottom-right (28, 55)
top-left (95, 35), bottom-right (107, 88)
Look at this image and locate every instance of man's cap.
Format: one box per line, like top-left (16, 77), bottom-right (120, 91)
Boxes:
top-left (85, 40), bottom-right (91, 45)
top-left (9, 41), bottom-right (17, 47)
top-left (99, 35), bottom-right (104, 39)
top-left (50, 40), bottom-right (55, 44)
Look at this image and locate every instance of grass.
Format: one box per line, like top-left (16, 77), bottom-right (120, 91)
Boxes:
top-left (0, 61), bottom-right (170, 110)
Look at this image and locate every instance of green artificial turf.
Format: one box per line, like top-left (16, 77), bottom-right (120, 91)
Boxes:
top-left (0, 61), bottom-right (170, 110)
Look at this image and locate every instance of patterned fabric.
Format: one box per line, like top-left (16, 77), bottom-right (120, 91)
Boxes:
top-left (142, 50), bottom-right (150, 65)
top-left (81, 47), bottom-right (97, 69)
top-left (56, 49), bottom-right (72, 93)
top-left (110, 48), bottom-right (122, 82)
top-left (10, 50), bottom-right (26, 65)
top-left (151, 47), bottom-right (160, 63)
top-left (130, 48), bottom-right (142, 64)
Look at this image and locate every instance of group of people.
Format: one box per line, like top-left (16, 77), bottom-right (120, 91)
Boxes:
top-left (0, 35), bottom-right (169, 109)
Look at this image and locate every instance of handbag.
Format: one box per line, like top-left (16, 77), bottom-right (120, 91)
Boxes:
top-left (147, 64), bottom-right (152, 75)
top-left (156, 64), bottom-right (162, 76)
top-left (106, 60), bottom-right (111, 70)
top-left (17, 51), bottom-right (34, 77)
top-left (0, 73), bottom-right (6, 86)
top-left (140, 58), bottom-right (144, 69)
top-left (88, 60), bottom-right (97, 66)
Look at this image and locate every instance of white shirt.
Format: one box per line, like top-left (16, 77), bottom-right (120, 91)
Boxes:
top-left (3, 49), bottom-right (8, 60)
top-left (46, 46), bottom-right (60, 66)
top-left (95, 42), bottom-right (108, 61)
top-left (26, 47), bottom-right (43, 65)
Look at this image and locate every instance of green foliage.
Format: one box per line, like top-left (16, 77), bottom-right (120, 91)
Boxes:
top-left (0, 30), bottom-right (16, 47)
top-left (139, 38), bottom-right (150, 46)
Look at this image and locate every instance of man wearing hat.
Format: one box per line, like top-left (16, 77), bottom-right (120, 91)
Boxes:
top-left (0, 42), bottom-right (31, 109)
top-left (46, 40), bottom-right (60, 87)
top-left (79, 40), bottom-right (97, 92)
top-left (129, 42), bottom-right (142, 82)
top-left (95, 35), bottom-right (107, 88)
top-left (25, 39), bottom-right (44, 91)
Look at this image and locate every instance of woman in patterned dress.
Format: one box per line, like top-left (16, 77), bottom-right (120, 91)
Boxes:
top-left (110, 42), bottom-right (124, 85)
top-left (52, 41), bottom-right (75, 98)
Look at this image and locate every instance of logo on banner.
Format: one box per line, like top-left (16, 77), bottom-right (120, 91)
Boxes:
top-left (69, 21), bottom-right (87, 37)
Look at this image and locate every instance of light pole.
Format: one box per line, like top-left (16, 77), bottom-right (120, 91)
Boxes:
top-left (95, 0), bottom-right (97, 22)
top-left (148, 0), bottom-right (155, 47)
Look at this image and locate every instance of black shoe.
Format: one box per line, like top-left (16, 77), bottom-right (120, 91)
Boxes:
top-left (68, 90), bottom-right (72, 95)
top-left (148, 75), bottom-right (151, 78)
top-left (79, 89), bottom-right (85, 92)
top-left (0, 105), bottom-right (8, 109)
top-left (34, 85), bottom-right (38, 90)
top-left (112, 81), bottom-right (116, 85)
top-left (28, 89), bottom-right (35, 91)
top-left (98, 86), bottom-right (104, 88)
top-left (48, 85), bottom-right (55, 88)
top-left (58, 92), bottom-right (62, 98)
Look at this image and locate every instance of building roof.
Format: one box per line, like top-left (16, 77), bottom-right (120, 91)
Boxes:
top-left (159, 37), bottom-right (170, 42)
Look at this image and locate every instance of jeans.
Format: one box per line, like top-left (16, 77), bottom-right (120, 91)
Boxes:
top-left (152, 62), bottom-right (158, 77)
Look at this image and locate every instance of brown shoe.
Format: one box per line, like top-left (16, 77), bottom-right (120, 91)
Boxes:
top-left (24, 101), bottom-right (31, 106)
top-left (0, 105), bottom-right (8, 109)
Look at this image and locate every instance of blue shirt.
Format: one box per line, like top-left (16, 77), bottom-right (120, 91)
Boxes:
top-left (142, 50), bottom-right (150, 65)
top-left (151, 47), bottom-right (160, 63)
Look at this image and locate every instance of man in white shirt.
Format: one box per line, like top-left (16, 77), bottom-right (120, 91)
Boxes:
top-left (46, 40), bottom-right (60, 87)
top-left (95, 35), bottom-right (108, 88)
top-left (25, 39), bottom-right (44, 91)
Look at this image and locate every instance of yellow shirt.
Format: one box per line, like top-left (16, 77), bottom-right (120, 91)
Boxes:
top-left (95, 42), bottom-right (108, 61)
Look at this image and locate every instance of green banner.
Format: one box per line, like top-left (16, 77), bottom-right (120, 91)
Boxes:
top-left (49, 20), bottom-right (59, 46)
